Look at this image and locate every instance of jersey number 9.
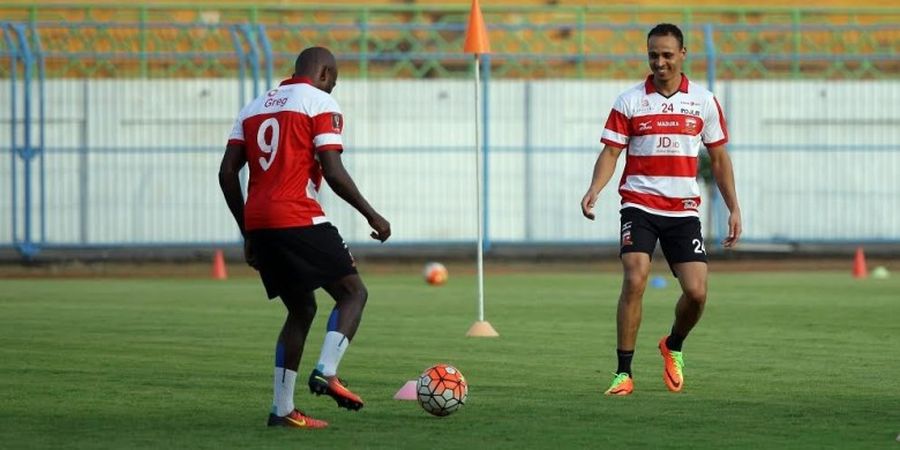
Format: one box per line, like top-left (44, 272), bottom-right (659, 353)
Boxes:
top-left (257, 117), bottom-right (280, 171)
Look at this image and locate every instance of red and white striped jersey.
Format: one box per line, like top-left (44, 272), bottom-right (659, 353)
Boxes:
top-left (227, 77), bottom-right (344, 231)
top-left (601, 74), bottom-right (728, 217)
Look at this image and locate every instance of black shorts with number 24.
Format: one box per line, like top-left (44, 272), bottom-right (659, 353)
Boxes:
top-left (619, 207), bottom-right (708, 272)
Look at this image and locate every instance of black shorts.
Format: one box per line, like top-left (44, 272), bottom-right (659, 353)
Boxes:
top-left (619, 207), bottom-right (708, 272)
top-left (247, 223), bottom-right (358, 299)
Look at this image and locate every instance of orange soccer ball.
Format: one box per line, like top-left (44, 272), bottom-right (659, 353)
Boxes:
top-left (416, 364), bottom-right (467, 416)
top-left (423, 262), bottom-right (448, 286)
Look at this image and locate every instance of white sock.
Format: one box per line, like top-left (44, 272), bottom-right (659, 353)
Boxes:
top-left (315, 331), bottom-right (349, 377)
top-left (272, 367), bottom-right (297, 416)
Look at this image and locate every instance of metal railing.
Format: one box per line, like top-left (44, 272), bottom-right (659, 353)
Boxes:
top-left (1, 4), bottom-right (898, 79)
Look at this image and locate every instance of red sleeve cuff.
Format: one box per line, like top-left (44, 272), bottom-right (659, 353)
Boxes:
top-left (704, 138), bottom-right (728, 148)
top-left (316, 144), bottom-right (343, 153)
top-left (601, 138), bottom-right (627, 149)
top-left (227, 139), bottom-right (245, 146)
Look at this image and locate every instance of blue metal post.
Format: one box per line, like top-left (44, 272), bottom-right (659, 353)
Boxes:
top-left (704, 24), bottom-right (716, 94)
top-left (359, 10), bottom-right (369, 79)
top-left (31, 22), bottom-right (46, 244)
top-left (3, 25), bottom-right (20, 251)
top-left (523, 81), bottom-right (533, 241)
top-left (703, 23), bottom-right (728, 244)
top-left (240, 24), bottom-right (260, 99)
top-left (257, 24), bottom-right (273, 89)
top-left (0, 23), bottom-right (19, 248)
top-left (79, 80), bottom-right (89, 244)
top-left (229, 26), bottom-right (247, 110)
top-left (14, 24), bottom-right (37, 257)
top-left (481, 54), bottom-right (491, 252)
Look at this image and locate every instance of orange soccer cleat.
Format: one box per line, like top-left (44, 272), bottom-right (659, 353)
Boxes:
top-left (267, 409), bottom-right (328, 429)
top-left (604, 372), bottom-right (634, 396)
top-left (309, 369), bottom-right (364, 411)
top-left (659, 336), bottom-right (685, 392)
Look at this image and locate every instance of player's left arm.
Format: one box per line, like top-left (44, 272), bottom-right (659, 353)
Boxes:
top-left (707, 145), bottom-right (742, 248)
top-left (313, 100), bottom-right (390, 242)
top-left (319, 150), bottom-right (391, 242)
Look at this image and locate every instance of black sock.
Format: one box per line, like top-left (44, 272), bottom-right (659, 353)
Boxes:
top-left (616, 349), bottom-right (634, 377)
top-left (666, 328), bottom-right (686, 352)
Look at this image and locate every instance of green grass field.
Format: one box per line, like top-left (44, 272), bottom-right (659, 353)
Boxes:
top-left (2, 270), bottom-right (899, 449)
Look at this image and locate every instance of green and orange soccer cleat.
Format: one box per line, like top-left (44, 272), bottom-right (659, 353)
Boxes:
top-left (309, 369), bottom-right (364, 411)
top-left (604, 372), bottom-right (634, 396)
top-left (658, 336), bottom-right (685, 392)
top-left (267, 409), bottom-right (328, 429)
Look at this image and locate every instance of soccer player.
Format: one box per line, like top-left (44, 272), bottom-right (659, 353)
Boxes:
top-left (219, 47), bottom-right (391, 428)
top-left (580, 24), bottom-right (742, 396)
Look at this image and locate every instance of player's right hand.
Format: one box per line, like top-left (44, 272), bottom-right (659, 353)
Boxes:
top-left (581, 190), bottom-right (598, 220)
top-left (369, 214), bottom-right (391, 242)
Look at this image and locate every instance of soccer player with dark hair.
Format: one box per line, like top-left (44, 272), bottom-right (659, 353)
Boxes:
top-left (220, 46), bottom-right (391, 428)
top-left (581, 23), bottom-right (742, 395)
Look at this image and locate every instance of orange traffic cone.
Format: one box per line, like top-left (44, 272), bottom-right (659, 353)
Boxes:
top-left (212, 249), bottom-right (228, 280)
top-left (852, 247), bottom-right (867, 279)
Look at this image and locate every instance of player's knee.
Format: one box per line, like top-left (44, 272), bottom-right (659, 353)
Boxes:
top-left (354, 284), bottom-right (369, 305)
top-left (622, 272), bottom-right (649, 297)
top-left (299, 300), bottom-right (318, 318)
top-left (683, 284), bottom-right (707, 305)
top-left (287, 301), bottom-right (317, 325)
top-left (282, 289), bottom-right (318, 319)
top-left (341, 281), bottom-right (368, 306)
